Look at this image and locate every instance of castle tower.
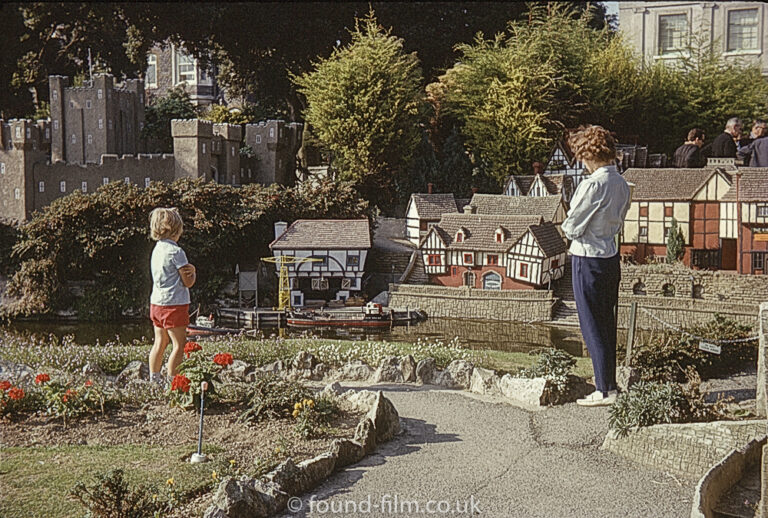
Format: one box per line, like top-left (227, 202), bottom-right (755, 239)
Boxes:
top-left (243, 120), bottom-right (303, 186)
top-left (49, 75), bottom-right (70, 163)
top-left (213, 123), bottom-right (242, 185)
top-left (0, 120), bottom-right (47, 221)
top-left (171, 119), bottom-right (213, 180)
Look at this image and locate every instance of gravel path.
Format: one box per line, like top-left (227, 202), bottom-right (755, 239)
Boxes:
top-left (281, 384), bottom-right (694, 518)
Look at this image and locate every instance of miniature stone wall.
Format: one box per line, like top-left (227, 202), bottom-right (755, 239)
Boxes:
top-left (601, 420), bottom-right (767, 480)
top-left (617, 295), bottom-right (759, 330)
top-left (388, 284), bottom-right (555, 322)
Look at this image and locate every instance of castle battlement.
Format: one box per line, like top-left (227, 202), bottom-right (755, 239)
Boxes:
top-left (171, 119), bottom-right (214, 138)
top-left (213, 123), bottom-right (242, 141)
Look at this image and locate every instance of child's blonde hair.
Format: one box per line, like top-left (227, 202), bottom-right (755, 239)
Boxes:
top-left (149, 207), bottom-right (183, 241)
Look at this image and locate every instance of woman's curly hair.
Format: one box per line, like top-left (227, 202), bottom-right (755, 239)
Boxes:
top-left (568, 125), bottom-right (617, 163)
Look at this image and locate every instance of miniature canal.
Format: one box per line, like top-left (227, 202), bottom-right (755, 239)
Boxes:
top-left (3, 318), bottom-right (608, 357)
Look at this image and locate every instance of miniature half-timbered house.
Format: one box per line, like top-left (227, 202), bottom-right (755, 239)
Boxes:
top-left (720, 168), bottom-right (768, 274)
top-left (469, 194), bottom-right (568, 230)
top-left (269, 219), bottom-right (371, 307)
top-left (542, 138), bottom-right (587, 188)
top-left (620, 168), bottom-right (732, 268)
top-left (503, 173), bottom-right (575, 203)
top-left (419, 211), bottom-right (567, 290)
top-left (405, 193), bottom-right (461, 245)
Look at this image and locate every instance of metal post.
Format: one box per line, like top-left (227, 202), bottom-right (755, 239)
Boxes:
top-left (190, 381), bottom-right (208, 463)
top-left (626, 302), bottom-right (638, 367)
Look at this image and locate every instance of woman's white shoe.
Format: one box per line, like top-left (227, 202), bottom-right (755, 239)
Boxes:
top-left (576, 390), bottom-right (617, 407)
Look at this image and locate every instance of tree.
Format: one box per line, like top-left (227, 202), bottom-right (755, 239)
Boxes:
top-left (293, 12), bottom-right (427, 214)
top-left (142, 87), bottom-right (197, 153)
top-left (666, 218), bottom-right (685, 264)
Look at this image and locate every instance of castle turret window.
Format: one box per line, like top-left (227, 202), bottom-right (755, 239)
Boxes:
top-left (15, 127), bottom-right (21, 138)
top-left (45, 128), bottom-right (50, 139)
top-left (81, 181), bottom-right (88, 193)
top-left (53, 120), bottom-right (59, 130)
top-left (60, 181), bottom-right (66, 192)
top-left (202, 143), bottom-right (206, 154)
top-left (102, 177), bottom-right (109, 185)
top-left (146, 55), bottom-right (157, 88)
top-left (26, 128), bottom-right (31, 138)
top-left (38, 181), bottom-right (44, 192)
top-left (52, 90), bottom-right (58, 101)
top-left (269, 128), bottom-right (275, 138)
top-left (86, 100), bottom-right (92, 109)
top-left (144, 177), bottom-right (151, 187)
top-left (71, 134), bottom-right (76, 144)
top-left (14, 188), bottom-right (20, 200)
top-left (0, 163), bottom-right (4, 175)
top-left (108, 120), bottom-right (113, 130)
top-left (124, 177), bottom-right (130, 185)
top-left (232, 146), bottom-right (235, 157)
top-left (97, 89), bottom-right (103, 99)
top-left (255, 135), bottom-right (261, 144)
top-left (87, 135), bottom-right (93, 145)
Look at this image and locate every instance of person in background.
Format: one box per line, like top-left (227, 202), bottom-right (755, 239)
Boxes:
top-left (561, 126), bottom-right (631, 407)
top-left (739, 118), bottom-right (767, 149)
top-left (709, 118), bottom-right (742, 158)
top-left (148, 207), bottom-right (196, 386)
top-left (673, 128), bottom-right (706, 168)
top-left (737, 120), bottom-right (768, 167)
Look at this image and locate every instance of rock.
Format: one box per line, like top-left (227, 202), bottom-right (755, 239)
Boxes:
top-left (219, 360), bottom-right (254, 383)
top-left (203, 506), bottom-right (230, 518)
top-left (435, 360), bottom-right (474, 389)
top-left (469, 367), bottom-right (500, 396)
top-left (365, 391), bottom-right (400, 443)
top-left (116, 360), bottom-right (149, 386)
top-left (341, 360), bottom-right (373, 381)
top-left (0, 360), bottom-right (35, 382)
top-left (415, 358), bottom-right (436, 384)
top-left (264, 454), bottom-right (337, 497)
top-left (259, 360), bottom-right (286, 375)
top-left (616, 366), bottom-right (640, 392)
top-left (312, 363), bottom-right (329, 381)
top-left (373, 356), bottom-right (403, 383)
top-left (264, 458), bottom-right (302, 494)
top-left (342, 389), bottom-right (379, 412)
top-left (209, 477), bottom-right (269, 518)
top-left (354, 417), bottom-right (377, 455)
top-left (329, 438), bottom-right (365, 468)
top-left (546, 375), bottom-right (590, 405)
top-left (81, 362), bottom-right (105, 379)
top-left (248, 479), bottom-right (289, 514)
top-left (400, 355), bottom-right (417, 383)
top-left (320, 382), bottom-right (343, 398)
top-left (291, 351), bottom-right (317, 371)
top-left (498, 375), bottom-right (549, 407)
top-left (296, 452), bottom-right (337, 489)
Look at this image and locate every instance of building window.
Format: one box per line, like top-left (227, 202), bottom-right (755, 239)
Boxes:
top-left (103, 177), bottom-right (109, 185)
top-left (347, 255), bottom-right (360, 267)
top-left (455, 231), bottom-right (464, 243)
top-left (108, 120), bottom-right (113, 130)
top-left (231, 146), bottom-right (235, 157)
top-left (463, 271), bottom-right (475, 287)
top-left (639, 206), bottom-right (648, 217)
top-left (53, 120), bottom-right (59, 130)
top-left (427, 254), bottom-right (442, 266)
top-left (662, 283), bottom-right (675, 297)
top-left (86, 99), bottom-right (92, 109)
top-left (664, 206), bottom-right (673, 217)
top-left (45, 128), bottom-right (50, 139)
top-left (757, 205), bottom-right (768, 217)
top-left (14, 188), bottom-right (20, 200)
top-left (0, 163), bottom-right (4, 175)
top-left (752, 252), bottom-right (766, 270)
top-left (26, 127), bottom-right (31, 138)
top-left (692, 284), bottom-right (703, 299)
top-left (38, 181), bottom-right (44, 192)
top-left (487, 254), bottom-right (499, 265)
top-left (482, 271), bottom-right (502, 290)
top-left (70, 100), bottom-right (74, 108)
top-left (664, 226), bottom-right (671, 239)
top-left (639, 226), bottom-right (648, 237)
top-left (278, 159), bottom-right (282, 169)
top-left (269, 128), bottom-right (275, 138)
top-left (144, 177), bottom-right (151, 188)
top-left (124, 177), bottom-right (130, 185)
top-left (97, 89), bottom-right (103, 99)
top-left (60, 181), bottom-right (66, 193)
top-left (463, 253), bottom-right (473, 264)
top-left (658, 13), bottom-right (688, 55)
top-left (71, 134), bottom-right (76, 144)
top-left (98, 119), bottom-right (103, 129)
top-left (202, 143), bottom-right (206, 154)
top-left (176, 49), bottom-right (196, 83)
top-left (15, 127), bottom-right (21, 139)
top-left (632, 281), bottom-right (647, 295)
top-left (551, 258), bottom-right (560, 269)
top-left (146, 55), bottom-right (157, 87)
top-left (451, 266), bottom-right (457, 276)
top-left (519, 263), bottom-right (529, 278)
top-left (727, 9), bottom-right (758, 52)
top-left (52, 90), bottom-right (58, 101)
top-left (495, 230), bottom-right (503, 243)
top-left (81, 181), bottom-right (87, 193)
top-left (87, 134), bottom-right (93, 145)
top-left (255, 135), bottom-right (262, 144)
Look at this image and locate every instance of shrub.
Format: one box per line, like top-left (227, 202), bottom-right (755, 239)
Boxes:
top-left (170, 347), bottom-right (233, 408)
top-left (240, 375), bottom-right (313, 423)
top-left (291, 396), bottom-right (341, 439)
top-left (37, 375), bottom-right (117, 425)
top-left (608, 381), bottom-right (689, 437)
top-left (70, 468), bottom-right (163, 518)
top-left (515, 348), bottom-right (576, 400)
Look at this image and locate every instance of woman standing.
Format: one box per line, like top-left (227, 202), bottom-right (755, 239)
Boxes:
top-left (561, 126), bottom-right (631, 407)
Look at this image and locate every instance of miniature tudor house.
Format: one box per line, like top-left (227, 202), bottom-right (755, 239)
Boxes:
top-left (468, 193), bottom-right (568, 231)
top-left (418, 210), bottom-right (567, 290)
top-left (269, 219), bottom-right (371, 307)
top-left (620, 168), bottom-right (733, 269)
top-left (720, 168), bottom-right (768, 275)
top-left (503, 167), bottom-right (575, 203)
top-left (405, 191), bottom-right (463, 246)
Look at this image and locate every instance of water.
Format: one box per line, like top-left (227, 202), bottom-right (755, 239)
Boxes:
top-left (4, 318), bottom-right (590, 356)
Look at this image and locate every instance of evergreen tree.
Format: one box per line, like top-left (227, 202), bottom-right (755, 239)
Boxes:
top-left (666, 218), bottom-right (685, 264)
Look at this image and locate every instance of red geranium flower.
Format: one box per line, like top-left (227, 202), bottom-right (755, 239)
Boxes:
top-left (85, 380), bottom-right (93, 388)
top-left (213, 353), bottom-right (233, 367)
top-left (171, 374), bottom-right (191, 393)
top-left (8, 387), bottom-right (24, 400)
top-left (35, 373), bottom-right (50, 384)
top-left (0, 380), bottom-right (11, 391)
top-left (184, 341), bottom-right (202, 358)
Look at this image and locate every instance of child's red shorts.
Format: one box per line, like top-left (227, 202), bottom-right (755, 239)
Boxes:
top-left (150, 304), bottom-right (190, 329)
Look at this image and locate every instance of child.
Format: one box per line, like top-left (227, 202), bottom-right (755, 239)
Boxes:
top-left (148, 207), bottom-right (196, 386)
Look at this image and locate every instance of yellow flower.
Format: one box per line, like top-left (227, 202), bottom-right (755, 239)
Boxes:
top-left (294, 402), bottom-right (302, 410)
top-left (152, 494), bottom-right (158, 501)
top-left (166, 477), bottom-right (174, 486)
top-left (292, 409), bottom-right (300, 418)
top-left (212, 471), bottom-right (218, 480)
top-left (229, 459), bottom-right (236, 466)
top-left (307, 399), bottom-right (315, 408)
top-left (274, 446), bottom-right (282, 454)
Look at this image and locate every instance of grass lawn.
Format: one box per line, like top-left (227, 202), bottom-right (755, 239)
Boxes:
top-left (0, 444), bottom-right (225, 518)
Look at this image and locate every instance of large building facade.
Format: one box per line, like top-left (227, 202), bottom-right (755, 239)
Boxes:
top-left (145, 42), bottom-right (219, 106)
top-left (619, 2), bottom-right (768, 75)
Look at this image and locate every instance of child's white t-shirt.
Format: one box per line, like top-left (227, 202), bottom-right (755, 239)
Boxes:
top-left (150, 239), bottom-right (190, 306)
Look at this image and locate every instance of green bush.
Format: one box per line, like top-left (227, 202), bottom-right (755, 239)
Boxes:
top-left (239, 375), bottom-right (313, 423)
top-left (515, 348), bottom-right (576, 400)
top-left (70, 468), bottom-right (163, 518)
top-left (608, 381), bottom-right (689, 437)
top-left (292, 395), bottom-right (341, 439)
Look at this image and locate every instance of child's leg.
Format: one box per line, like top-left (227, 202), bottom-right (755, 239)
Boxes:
top-left (166, 326), bottom-right (187, 378)
top-left (149, 326), bottom-right (170, 375)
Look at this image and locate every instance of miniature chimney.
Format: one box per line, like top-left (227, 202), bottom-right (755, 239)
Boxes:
top-left (463, 205), bottom-right (477, 214)
top-left (471, 187), bottom-right (478, 194)
top-left (533, 162), bottom-right (544, 175)
top-left (274, 221), bottom-right (288, 240)
top-left (427, 183), bottom-right (433, 194)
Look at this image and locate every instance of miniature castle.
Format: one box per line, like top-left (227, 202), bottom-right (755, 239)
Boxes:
top-left (0, 74), bottom-right (303, 222)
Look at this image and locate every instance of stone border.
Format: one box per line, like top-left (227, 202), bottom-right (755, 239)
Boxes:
top-left (203, 388), bottom-right (401, 518)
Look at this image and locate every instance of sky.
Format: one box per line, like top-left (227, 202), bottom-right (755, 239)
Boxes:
top-left (604, 1), bottom-right (620, 24)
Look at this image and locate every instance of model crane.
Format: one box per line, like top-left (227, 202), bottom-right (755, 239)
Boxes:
top-left (261, 255), bottom-right (323, 311)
